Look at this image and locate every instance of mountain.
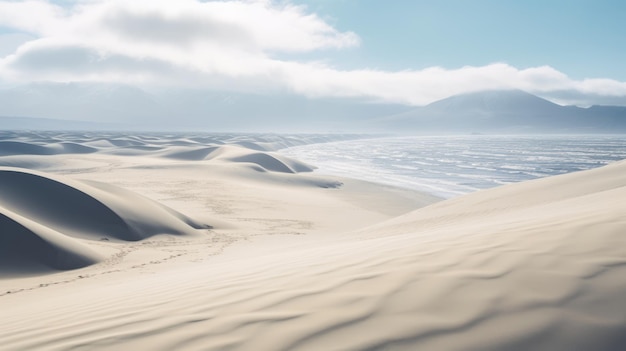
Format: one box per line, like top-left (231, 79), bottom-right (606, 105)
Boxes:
top-left (0, 83), bottom-right (168, 125)
top-left (0, 83), bottom-right (409, 132)
top-left (2, 85), bottom-right (625, 133)
top-left (379, 90), bottom-right (626, 133)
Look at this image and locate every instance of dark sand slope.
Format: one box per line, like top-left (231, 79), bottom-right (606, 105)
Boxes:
top-left (0, 210), bottom-right (102, 273)
top-left (0, 167), bottom-right (211, 273)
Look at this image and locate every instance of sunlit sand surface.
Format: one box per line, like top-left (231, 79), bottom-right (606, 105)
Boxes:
top-left (1, 132), bottom-right (625, 350)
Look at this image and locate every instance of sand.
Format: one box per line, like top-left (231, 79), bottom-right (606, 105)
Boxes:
top-left (1, 131), bottom-right (625, 350)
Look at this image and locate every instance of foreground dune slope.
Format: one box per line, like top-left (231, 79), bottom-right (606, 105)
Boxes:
top-left (1, 161), bottom-right (625, 350)
top-left (0, 210), bottom-right (103, 272)
top-left (0, 167), bottom-right (211, 273)
top-left (0, 167), bottom-right (210, 241)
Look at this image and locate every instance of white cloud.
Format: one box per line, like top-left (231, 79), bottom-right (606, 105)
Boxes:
top-left (276, 63), bottom-right (626, 106)
top-left (0, 1), bottom-right (65, 34)
top-left (0, 0), bottom-right (625, 107)
top-left (0, 32), bottom-right (36, 57)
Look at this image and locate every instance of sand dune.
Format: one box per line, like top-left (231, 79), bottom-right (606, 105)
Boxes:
top-left (0, 209), bottom-right (103, 273)
top-left (161, 146), bottom-right (220, 160)
top-left (1, 132), bottom-right (625, 350)
top-left (0, 141), bottom-right (54, 156)
top-left (157, 144), bottom-right (313, 174)
top-left (0, 132), bottom-right (319, 175)
top-left (0, 167), bottom-right (213, 276)
top-left (213, 145), bottom-right (315, 173)
top-left (0, 167), bottom-right (210, 242)
top-left (49, 142), bottom-right (98, 154)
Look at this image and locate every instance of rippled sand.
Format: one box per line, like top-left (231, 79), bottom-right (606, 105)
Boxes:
top-left (1, 132), bottom-right (625, 350)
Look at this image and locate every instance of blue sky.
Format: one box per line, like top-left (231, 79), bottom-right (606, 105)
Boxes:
top-left (290, 0), bottom-right (626, 80)
top-left (0, 0), bottom-right (625, 108)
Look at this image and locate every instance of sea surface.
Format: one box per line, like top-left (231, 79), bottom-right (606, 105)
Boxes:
top-left (281, 135), bottom-right (626, 198)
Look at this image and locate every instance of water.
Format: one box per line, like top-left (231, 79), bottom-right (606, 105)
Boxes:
top-left (281, 135), bottom-right (626, 198)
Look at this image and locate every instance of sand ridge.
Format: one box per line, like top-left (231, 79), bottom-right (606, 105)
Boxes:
top-left (0, 167), bottom-right (212, 274)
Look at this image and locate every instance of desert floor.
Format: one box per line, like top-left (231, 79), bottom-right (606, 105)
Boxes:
top-left (1, 133), bottom-right (625, 350)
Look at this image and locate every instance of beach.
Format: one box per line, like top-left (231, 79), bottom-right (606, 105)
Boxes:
top-left (1, 132), bottom-right (625, 350)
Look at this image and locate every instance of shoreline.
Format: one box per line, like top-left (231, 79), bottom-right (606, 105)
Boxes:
top-left (280, 134), bottom-right (626, 198)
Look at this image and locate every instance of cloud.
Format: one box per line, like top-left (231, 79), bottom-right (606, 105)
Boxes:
top-left (0, 0), bottom-right (625, 107)
top-left (277, 63), bottom-right (626, 106)
top-left (0, 0), bottom-right (64, 34)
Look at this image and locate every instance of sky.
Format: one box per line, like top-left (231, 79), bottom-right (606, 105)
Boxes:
top-left (0, 0), bottom-right (625, 115)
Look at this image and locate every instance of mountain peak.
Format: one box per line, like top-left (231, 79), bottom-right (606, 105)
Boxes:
top-left (427, 89), bottom-right (559, 112)
top-left (381, 89), bottom-right (626, 133)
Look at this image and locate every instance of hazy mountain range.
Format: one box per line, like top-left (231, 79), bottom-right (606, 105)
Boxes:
top-left (1, 83), bottom-right (625, 133)
top-left (0, 83), bottom-right (408, 132)
top-left (378, 90), bottom-right (626, 133)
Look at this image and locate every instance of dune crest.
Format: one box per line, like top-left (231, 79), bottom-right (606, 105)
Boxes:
top-left (218, 147), bottom-right (314, 173)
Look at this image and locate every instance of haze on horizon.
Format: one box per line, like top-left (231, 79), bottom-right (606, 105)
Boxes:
top-left (0, 0), bottom-right (625, 129)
